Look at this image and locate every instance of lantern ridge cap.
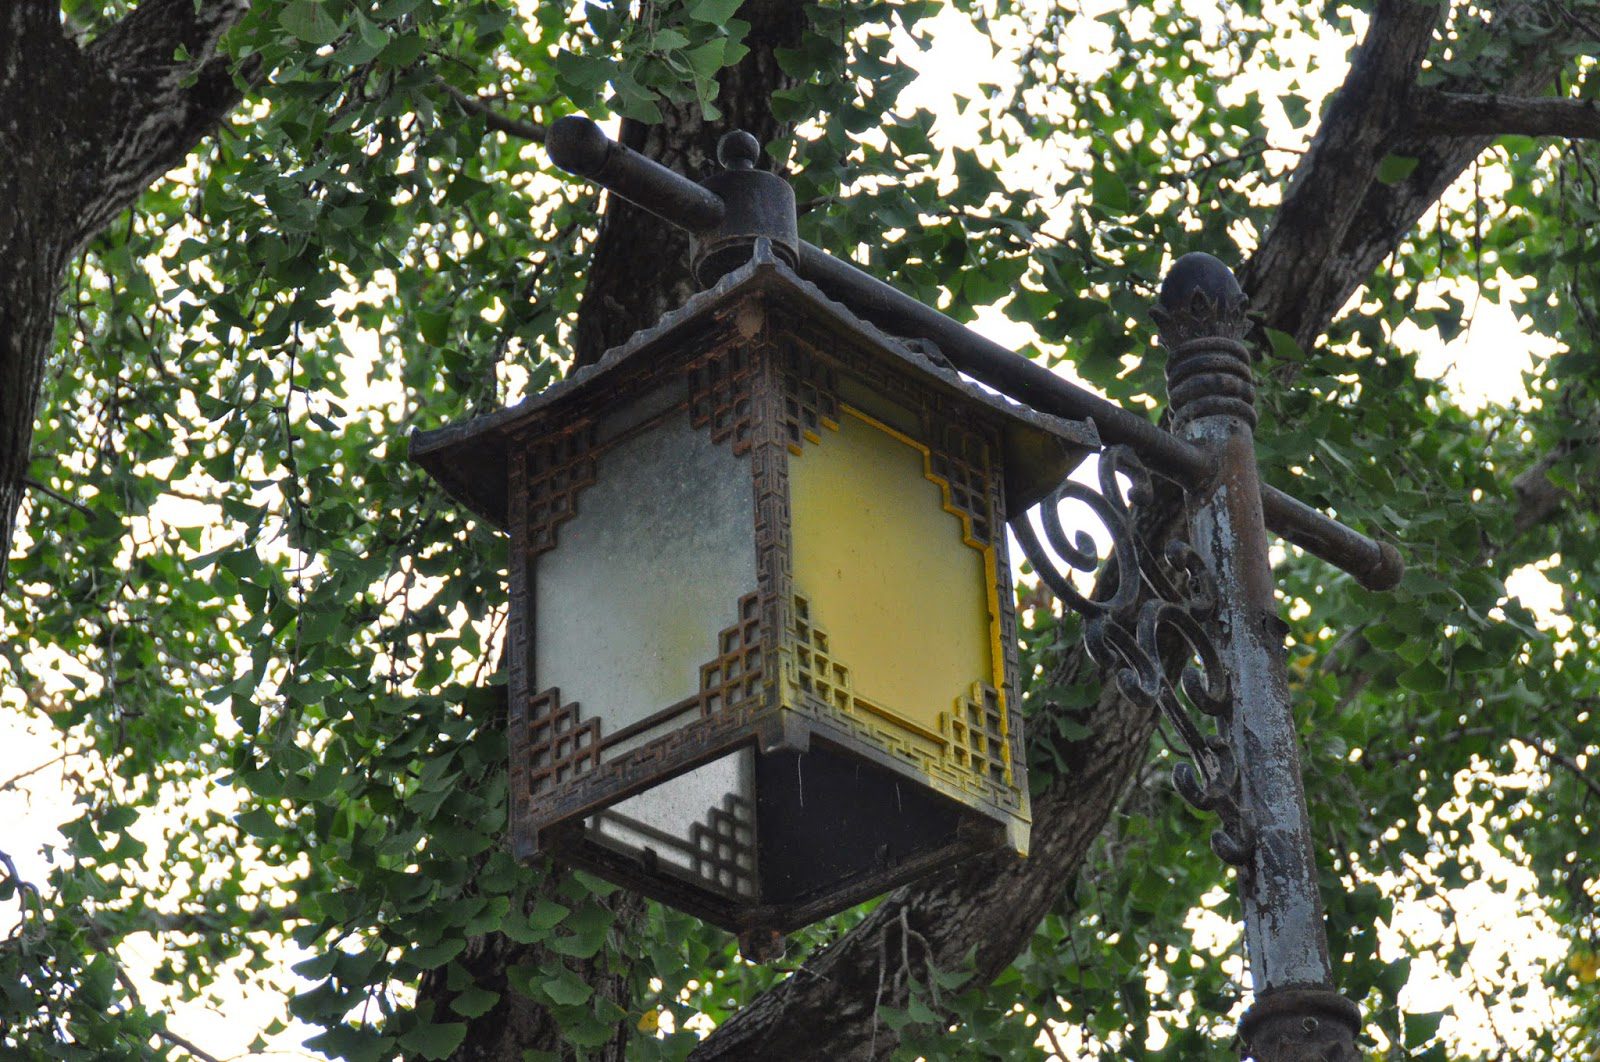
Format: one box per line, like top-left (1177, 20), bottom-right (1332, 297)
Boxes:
top-left (410, 241), bottom-right (1100, 526)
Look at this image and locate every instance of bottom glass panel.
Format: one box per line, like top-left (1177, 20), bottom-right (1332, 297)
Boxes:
top-left (585, 749), bottom-right (757, 899)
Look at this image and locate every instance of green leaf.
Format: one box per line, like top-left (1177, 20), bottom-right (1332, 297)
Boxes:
top-left (542, 970), bottom-right (594, 1006)
top-left (415, 307), bottom-right (451, 346)
top-left (1092, 169), bottom-right (1131, 212)
top-left (280, 1), bottom-right (343, 46)
top-left (689, 0), bottom-right (745, 22)
top-left (400, 1021), bottom-right (467, 1060)
top-left (1405, 1010), bottom-right (1446, 1048)
top-left (1376, 154), bottom-right (1420, 185)
top-left (530, 899), bottom-right (571, 929)
top-left (1363, 624), bottom-right (1407, 651)
top-left (449, 986), bottom-right (500, 1018)
top-left (685, 40), bottom-right (728, 79)
top-left (1282, 93), bottom-right (1311, 129)
top-left (408, 938), bottom-right (467, 970)
top-left (1264, 327), bottom-right (1302, 361)
top-left (1397, 662), bottom-right (1448, 694)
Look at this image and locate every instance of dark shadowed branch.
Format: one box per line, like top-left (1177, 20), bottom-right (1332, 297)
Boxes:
top-left (1412, 90), bottom-right (1600, 139)
top-left (438, 81), bottom-right (548, 142)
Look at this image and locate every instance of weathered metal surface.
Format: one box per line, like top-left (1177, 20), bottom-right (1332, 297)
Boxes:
top-left (1011, 447), bottom-right (1255, 867)
top-left (1155, 253), bottom-right (1359, 1061)
top-left (1259, 487), bottom-right (1404, 591)
top-left (545, 114), bottom-right (725, 231)
top-left (692, 131), bottom-right (799, 285)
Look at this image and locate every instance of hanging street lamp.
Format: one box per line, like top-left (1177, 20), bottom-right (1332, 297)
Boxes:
top-left (410, 117), bottom-right (1404, 1061)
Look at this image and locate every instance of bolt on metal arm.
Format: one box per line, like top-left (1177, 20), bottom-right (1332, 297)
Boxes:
top-left (540, 116), bottom-right (1402, 593)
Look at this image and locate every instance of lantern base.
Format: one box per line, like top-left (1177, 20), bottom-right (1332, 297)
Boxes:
top-left (532, 729), bottom-right (1018, 950)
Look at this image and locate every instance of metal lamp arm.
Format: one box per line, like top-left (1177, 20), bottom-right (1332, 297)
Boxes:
top-left (542, 116), bottom-right (1403, 592)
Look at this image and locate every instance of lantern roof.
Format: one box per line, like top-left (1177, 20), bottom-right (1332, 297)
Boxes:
top-left (410, 239), bottom-right (1098, 529)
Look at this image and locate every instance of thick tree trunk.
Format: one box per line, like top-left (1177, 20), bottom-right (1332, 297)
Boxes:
top-left (571, 0), bottom-right (806, 367)
top-left (0, 0), bottom-right (247, 591)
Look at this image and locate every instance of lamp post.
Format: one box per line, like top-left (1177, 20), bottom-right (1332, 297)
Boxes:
top-left (1155, 258), bottom-right (1362, 1058)
top-left (475, 116), bottom-right (1397, 1060)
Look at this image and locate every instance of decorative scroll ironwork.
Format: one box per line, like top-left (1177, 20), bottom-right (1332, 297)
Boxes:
top-left (1012, 445), bottom-right (1255, 866)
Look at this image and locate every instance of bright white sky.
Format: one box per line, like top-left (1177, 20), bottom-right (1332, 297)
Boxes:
top-left (0, 1), bottom-right (1577, 1058)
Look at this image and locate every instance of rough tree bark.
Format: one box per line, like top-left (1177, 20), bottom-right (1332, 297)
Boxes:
top-left (0, 0), bottom-right (249, 590)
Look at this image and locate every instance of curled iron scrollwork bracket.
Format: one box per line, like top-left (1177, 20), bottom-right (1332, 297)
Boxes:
top-left (1013, 445), bottom-right (1255, 867)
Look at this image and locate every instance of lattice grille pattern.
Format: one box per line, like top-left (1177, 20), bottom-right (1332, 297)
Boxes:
top-left (690, 795), bottom-right (756, 896)
top-left (783, 596), bottom-right (1019, 808)
top-left (773, 321), bottom-right (1001, 548)
top-left (697, 594), bottom-right (765, 716)
top-left (525, 427), bottom-right (598, 556)
top-left (790, 596), bottom-right (852, 710)
top-left (943, 683), bottom-right (1012, 787)
top-left (687, 346), bottom-right (758, 453)
top-left (992, 533), bottom-right (1026, 782)
top-left (928, 424), bottom-right (996, 547)
top-left (526, 689), bottom-right (602, 795)
top-left (778, 347), bottom-right (839, 451)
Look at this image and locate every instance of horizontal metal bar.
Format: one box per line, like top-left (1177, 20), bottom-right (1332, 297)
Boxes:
top-left (1259, 486), bottom-right (1404, 591)
top-left (791, 246), bottom-right (1402, 590)
top-left (794, 243), bottom-right (1212, 481)
top-left (546, 115), bottom-right (726, 231)
top-left (541, 117), bottom-right (1404, 591)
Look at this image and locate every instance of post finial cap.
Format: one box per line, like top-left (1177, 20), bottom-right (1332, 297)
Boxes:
top-left (717, 130), bottom-right (761, 172)
top-left (1158, 252), bottom-right (1243, 313)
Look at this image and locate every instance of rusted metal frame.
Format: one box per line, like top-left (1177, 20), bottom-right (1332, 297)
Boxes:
top-left (1154, 256), bottom-right (1360, 1061)
top-left (542, 116), bottom-right (1402, 591)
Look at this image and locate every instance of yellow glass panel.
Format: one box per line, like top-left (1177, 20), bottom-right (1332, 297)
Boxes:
top-left (788, 405), bottom-right (996, 740)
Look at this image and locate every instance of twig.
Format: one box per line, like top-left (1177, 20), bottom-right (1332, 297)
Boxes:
top-left (153, 1025), bottom-right (224, 1062)
top-left (0, 849), bottom-right (46, 944)
top-left (1516, 734), bottom-right (1600, 803)
top-left (0, 752), bottom-right (70, 792)
top-left (438, 81), bottom-right (546, 142)
top-left (1041, 1019), bottom-right (1071, 1059)
top-left (22, 478), bottom-right (93, 517)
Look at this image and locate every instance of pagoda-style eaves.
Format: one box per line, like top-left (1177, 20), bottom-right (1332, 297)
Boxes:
top-left (410, 239), bottom-right (1098, 531)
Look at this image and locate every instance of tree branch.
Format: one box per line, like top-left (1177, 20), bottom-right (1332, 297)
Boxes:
top-left (1242, 7), bottom-right (1588, 352)
top-left (70, 0), bottom-right (254, 251)
top-left (1412, 90), bottom-right (1600, 139)
top-left (22, 476), bottom-right (93, 517)
top-left (437, 81), bottom-right (547, 142)
top-left (1243, 0), bottom-right (1442, 348)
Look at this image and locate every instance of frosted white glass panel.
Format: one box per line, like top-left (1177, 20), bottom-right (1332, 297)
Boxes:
top-left (588, 750), bottom-right (757, 897)
top-left (533, 409), bottom-right (757, 741)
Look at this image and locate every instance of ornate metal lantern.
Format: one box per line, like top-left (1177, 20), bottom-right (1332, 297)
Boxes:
top-left (410, 137), bottom-right (1098, 947)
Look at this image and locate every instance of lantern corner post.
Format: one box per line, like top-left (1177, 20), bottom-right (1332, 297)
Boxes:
top-left (1153, 252), bottom-right (1362, 1062)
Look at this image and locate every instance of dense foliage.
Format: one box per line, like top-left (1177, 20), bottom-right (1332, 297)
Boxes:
top-left (2, 0), bottom-right (1597, 1058)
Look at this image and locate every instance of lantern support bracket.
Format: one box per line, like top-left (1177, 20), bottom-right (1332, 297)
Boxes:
top-left (543, 116), bottom-right (1401, 592)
